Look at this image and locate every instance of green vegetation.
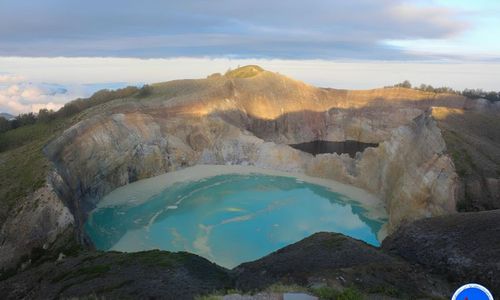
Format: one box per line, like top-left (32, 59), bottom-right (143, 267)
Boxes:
top-left (126, 250), bottom-right (191, 267)
top-left (225, 65), bottom-right (265, 78)
top-left (391, 80), bottom-right (413, 89)
top-left (443, 130), bottom-right (475, 177)
top-left (311, 286), bottom-right (363, 300)
top-left (207, 72), bottom-right (222, 79)
top-left (136, 84), bottom-right (153, 98)
top-left (311, 286), bottom-right (340, 299)
top-left (388, 80), bottom-right (500, 102)
top-left (367, 285), bottom-right (400, 297)
top-left (0, 117), bottom-right (71, 219)
top-left (335, 287), bottom-right (363, 300)
top-left (197, 285), bottom-right (364, 300)
top-left (0, 85), bottom-right (142, 135)
top-left (462, 88), bottom-right (500, 102)
top-left (73, 264), bottom-right (112, 278)
top-left (56, 86), bottom-right (140, 119)
top-left (0, 117), bottom-right (68, 152)
top-left (58, 293), bottom-right (103, 300)
top-left (0, 85), bottom-right (151, 225)
top-left (194, 284), bottom-right (308, 300)
top-left (96, 280), bottom-right (134, 295)
top-left (195, 295), bottom-right (222, 300)
top-left (265, 283), bottom-right (308, 293)
top-left (322, 234), bottom-right (345, 250)
top-left (0, 116), bottom-right (10, 133)
top-left (52, 264), bottom-right (111, 284)
top-left (195, 289), bottom-right (243, 300)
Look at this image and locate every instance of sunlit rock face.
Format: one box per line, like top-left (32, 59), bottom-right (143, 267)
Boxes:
top-left (45, 67), bottom-right (463, 236)
top-left (306, 113), bottom-right (457, 231)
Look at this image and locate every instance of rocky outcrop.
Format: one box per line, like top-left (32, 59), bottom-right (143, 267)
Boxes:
top-left (44, 113), bottom-right (312, 235)
top-left (1, 206), bottom-right (498, 299)
top-left (43, 69), bottom-right (460, 239)
top-left (0, 250), bottom-right (231, 300)
top-left (233, 232), bottom-right (452, 298)
top-left (431, 107), bottom-right (500, 211)
top-left (383, 209), bottom-right (500, 295)
top-left (0, 182), bottom-right (73, 270)
top-left (0, 232), bottom-right (452, 299)
top-left (306, 112), bottom-right (458, 231)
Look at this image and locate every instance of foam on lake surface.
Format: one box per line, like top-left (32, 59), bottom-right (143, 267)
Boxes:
top-left (85, 165), bottom-right (387, 268)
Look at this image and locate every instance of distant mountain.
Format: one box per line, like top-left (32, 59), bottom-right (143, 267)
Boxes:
top-left (0, 112), bottom-right (15, 120)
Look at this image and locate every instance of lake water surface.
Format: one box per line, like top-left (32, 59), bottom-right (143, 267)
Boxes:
top-left (85, 173), bottom-right (386, 268)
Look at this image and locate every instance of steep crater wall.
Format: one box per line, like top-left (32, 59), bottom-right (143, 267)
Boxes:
top-left (44, 106), bottom-right (457, 243)
top-left (1, 71), bottom-right (466, 271)
top-left (36, 71), bottom-right (461, 251)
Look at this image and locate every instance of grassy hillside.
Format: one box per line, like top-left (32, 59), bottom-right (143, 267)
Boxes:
top-left (0, 118), bottom-right (74, 224)
top-left (225, 65), bottom-right (264, 78)
top-left (0, 86), bottom-right (147, 226)
top-left (432, 107), bottom-right (500, 210)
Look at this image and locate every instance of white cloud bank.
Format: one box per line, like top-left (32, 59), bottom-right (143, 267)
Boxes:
top-left (1, 57), bottom-right (500, 115)
top-left (0, 74), bottom-right (80, 114)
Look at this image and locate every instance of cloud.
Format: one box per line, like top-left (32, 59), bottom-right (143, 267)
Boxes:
top-left (0, 0), bottom-right (468, 59)
top-left (2, 56), bottom-right (500, 115)
top-left (0, 81), bottom-right (74, 114)
top-left (0, 74), bottom-right (25, 84)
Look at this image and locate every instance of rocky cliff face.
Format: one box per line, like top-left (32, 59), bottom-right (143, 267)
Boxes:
top-left (0, 182), bottom-right (73, 269)
top-left (431, 107), bottom-right (500, 211)
top-left (383, 209), bottom-right (500, 295)
top-left (43, 69), bottom-right (460, 238)
top-left (1, 67), bottom-right (473, 271)
top-left (306, 112), bottom-right (457, 230)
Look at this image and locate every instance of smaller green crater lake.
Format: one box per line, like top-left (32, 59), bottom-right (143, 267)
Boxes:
top-left (85, 174), bottom-right (385, 268)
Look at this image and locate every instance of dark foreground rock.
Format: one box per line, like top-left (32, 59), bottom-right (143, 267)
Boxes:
top-left (0, 233), bottom-right (452, 300)
top-left (0, 250), bottom-right (231, 300)
top-left (2, 210), bottom-right (499, 299)
top-left (233, 232), bottom-right (452, 298)
top-left (383, 209), bottom-right (500, 295)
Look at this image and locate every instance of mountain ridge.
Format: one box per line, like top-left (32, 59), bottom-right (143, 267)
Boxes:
top-left (0, 112), bottom-right (15, 120)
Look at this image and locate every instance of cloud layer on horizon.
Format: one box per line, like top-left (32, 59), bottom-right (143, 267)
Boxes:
top-left (0, 0), bottom-right (470, 59)
top-left (0, 72), bottom-right (135, 114)
top-left (2, 57), bottom-right (500, 115)
top-left (0, 75), bottom-right (72, 114)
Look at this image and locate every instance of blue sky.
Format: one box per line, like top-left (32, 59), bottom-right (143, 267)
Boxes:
top-left (386, 0), bottom-right (500, 60)
top-left (0, 0), bottom-right (499, 114)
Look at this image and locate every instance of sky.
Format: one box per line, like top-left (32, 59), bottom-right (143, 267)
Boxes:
top-left (0, 0), bottom-right (499, 115)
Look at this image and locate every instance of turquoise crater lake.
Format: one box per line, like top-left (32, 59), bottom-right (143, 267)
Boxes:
top-left (85, 173), bottom-right (386, 268)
